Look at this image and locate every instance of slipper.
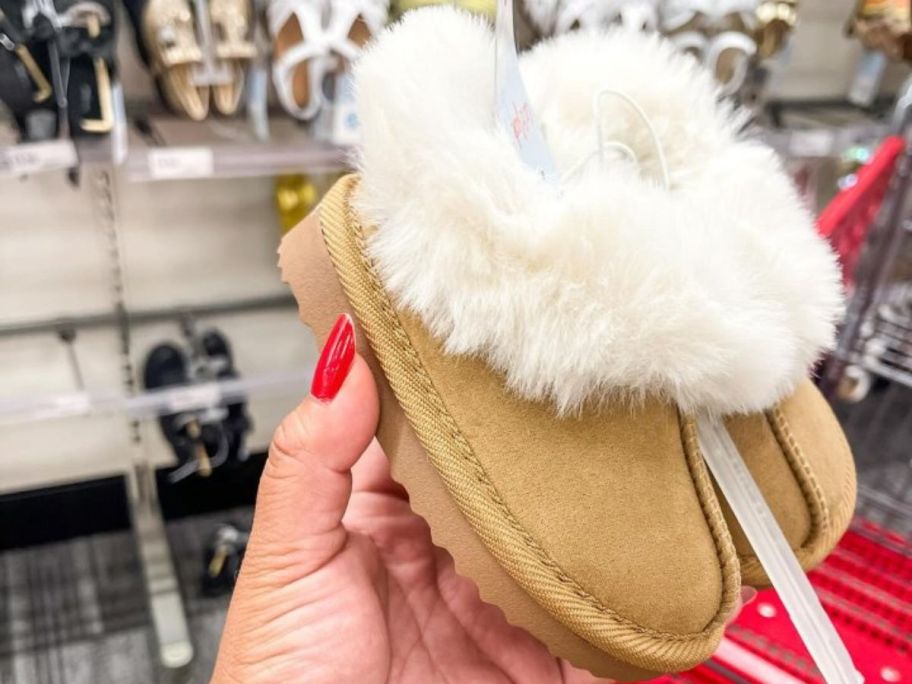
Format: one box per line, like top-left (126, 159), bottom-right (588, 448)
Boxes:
top-left (140, 0), bottom-right (209, 120)
top-left (209, 0), bottom-right (256, 116)
top-left (268, 0), bottom-right (333, 121)
top-left (280, 10), bottom-right (854, 679)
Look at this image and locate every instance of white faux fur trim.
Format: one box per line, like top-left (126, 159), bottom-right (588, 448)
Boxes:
top-left (352, 8), bottom-right (843, 415)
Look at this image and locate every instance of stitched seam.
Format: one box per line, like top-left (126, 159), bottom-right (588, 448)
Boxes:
top-left (317, 176), bottom-right (734, 667)
top-left (767, 407), bottom-right (831, 546)
top-left (677, 415), bottom-right (742, 618)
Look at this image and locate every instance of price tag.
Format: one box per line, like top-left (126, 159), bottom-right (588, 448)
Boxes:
top-left (330, 71), bottom-right (360, 146)
top-left (49, 392), bottom-right (93, 418)
top-left (0, 140), bottom-right (78, 177)
top-left (494, 0), bottom-right (558, 185)
top-left (848, 49), bottom-right (887, 109)
top-left (789, 130), bottom-right (834, 158)
top-left (166, 383), bottom-right (221, 413)
top-left (148, 147), bottom-right (214, 180)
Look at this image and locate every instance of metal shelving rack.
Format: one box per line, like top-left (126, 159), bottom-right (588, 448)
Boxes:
top-left (0, 91), bottom-right (352, 670)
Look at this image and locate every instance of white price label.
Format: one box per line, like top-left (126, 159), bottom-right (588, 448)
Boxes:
top-left (49, 392), bottom-right (93, 418)
top-left (331, 71), bottom-right (361, 147)
top-left (148, 147), bottom-right (214, 180)
top-left (166, 383), bottom-right (221, 413)
top-left (789, 130), bottom-right (834, 159)
top-left (0, 140), bottom-right (78, 177)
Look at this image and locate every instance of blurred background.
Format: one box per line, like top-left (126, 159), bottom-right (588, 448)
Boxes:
top-left (0, 0), bottom-right (910, 681)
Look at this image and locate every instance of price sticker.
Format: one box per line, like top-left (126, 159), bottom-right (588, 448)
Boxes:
top-left (166, 383), bottom-right (221, 413)
top-left (148, 147), bottom-right (214, 180)
top-left (789, 130), bottom-right (834, 158)
top-left (331, 71), bottom-right (361, 146)
top-left (0, 140), bottom-right (78, 177)
top-left (49, 392), bottom-right (92, 418)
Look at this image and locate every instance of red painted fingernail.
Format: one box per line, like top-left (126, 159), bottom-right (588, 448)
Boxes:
top-left (311, 314), bottom-right (355, 401)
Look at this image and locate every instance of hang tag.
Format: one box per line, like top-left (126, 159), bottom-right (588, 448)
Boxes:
top-left (0, 139), bottom-right (77, 177)
top-left (848, 49), bottom-right (887, 108)
top-left (148, 147), bottom-right (214, 180)
top-left (494, 0), bottom-right (558, 185)
top-left (330, 71), bottom-right (360, 147)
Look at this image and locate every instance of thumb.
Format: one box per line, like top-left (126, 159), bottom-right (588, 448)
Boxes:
top-left (246, 313), bottom-right (379, 576)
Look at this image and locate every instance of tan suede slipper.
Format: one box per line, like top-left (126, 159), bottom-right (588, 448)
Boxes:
top-left (279, 8), bottom-right (856, 679)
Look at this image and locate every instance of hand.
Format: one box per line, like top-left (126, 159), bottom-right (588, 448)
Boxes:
top-left (212, 315), bottom-right (752, 684)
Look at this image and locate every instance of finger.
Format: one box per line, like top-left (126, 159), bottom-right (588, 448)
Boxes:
top-left (351, 438), bottom-right (408, 499)
top-left (247, 317), bottom-right (379, 576)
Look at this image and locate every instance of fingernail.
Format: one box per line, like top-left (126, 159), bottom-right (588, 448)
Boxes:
top-left (311, 314), bottom-right (355, 401)
top-left (740, 587), bottom-right (758, 606)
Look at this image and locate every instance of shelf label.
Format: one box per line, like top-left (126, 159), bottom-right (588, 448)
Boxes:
top-left (148, 147), bottom-right (214, 180)
top-left (789, 130), bottom-right (833, 158)
top-left (0, 140), bottom-right (78, 177)
top-left (49, 392), bottom-right (92, 418)
top-left (166, 383), bottom-right (221, 413)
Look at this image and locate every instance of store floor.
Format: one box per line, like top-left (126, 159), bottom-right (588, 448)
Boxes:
top-left (0, 508), bottom-right (252, 684)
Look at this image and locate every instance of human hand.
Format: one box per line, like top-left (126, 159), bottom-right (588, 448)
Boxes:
top-left (212, 314), bottom-right (752, 683)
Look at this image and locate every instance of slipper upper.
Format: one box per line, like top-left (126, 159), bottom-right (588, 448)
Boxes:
top-left (352, 7), bottom-right (843, 417)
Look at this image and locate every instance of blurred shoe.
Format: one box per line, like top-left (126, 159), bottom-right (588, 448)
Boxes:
top-left (209, 0), bottom-right (256, 115)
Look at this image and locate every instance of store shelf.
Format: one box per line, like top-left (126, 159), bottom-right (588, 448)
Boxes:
top-left (0, 134), bottom-right (122, 178)
top-left (0, 293), bottom-right (296, 338)
top-left (0, 368), bottom-right (311, 426)
top-left (125, 115), bottom-right (351, 181)
top-left (763, 122), bottom-right (890, 159)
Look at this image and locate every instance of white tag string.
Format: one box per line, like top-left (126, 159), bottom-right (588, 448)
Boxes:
top-left (562, 88), bottom-right (670, 190)
top-left (696, 414), bottom-right (862, 684)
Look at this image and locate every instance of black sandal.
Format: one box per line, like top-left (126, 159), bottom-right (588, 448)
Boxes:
top-left (0, 0), bottom-right (55, 140)
top-left (55, 0), bottom-right (117, 136)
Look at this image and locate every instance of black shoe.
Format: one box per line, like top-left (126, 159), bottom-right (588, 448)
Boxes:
top-left (201, 522), bottom-right (249, 596)
top-left (143, 342), bottom-right (228, 481)
top-left (200, 329), bottom-right (253, 465)
top-left (55, 0), bottom-right (117, 136)
top-left (0, 0), bottom-right (56, 140)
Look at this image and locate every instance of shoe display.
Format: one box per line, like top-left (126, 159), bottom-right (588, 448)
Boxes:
top-left (142, 329), bottom-right (252, 482)
top-left (660, 0), bottom-right (760, 96)
top-left (199, 329), bottom-right (253, 466)
top-left (209, 0), bottom-right (256, 116)
top-left (201, 521), bottom-right (249, 596)
top-left (55, 0), bottom-right (117, 135)
top-left (0, 0), bottom-right (55, 140)
top-left (0, 1), bottom-right (53, 140)
top-left (268, 0), bottom-right (333, 121)
top-left (125, 0), bottom-right (210, 120)
top-left (268, 0), bottom-right (387, 122)
top-left (848, 0), bottom-right (912, 61)
top-left (279, 8), bottom-right (855, 678)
